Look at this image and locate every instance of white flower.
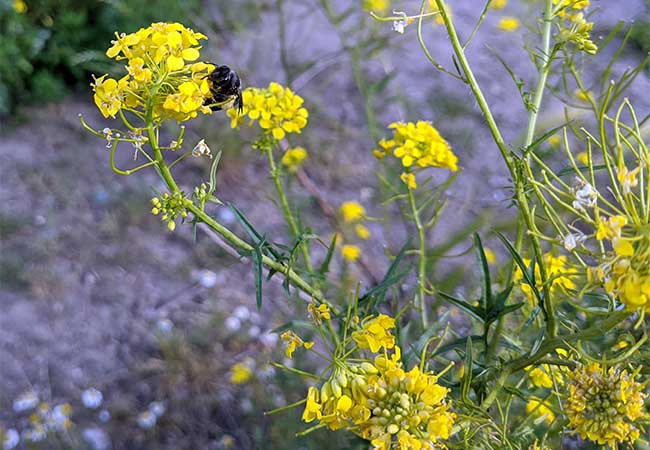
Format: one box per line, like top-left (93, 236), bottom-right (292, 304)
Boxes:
top-left (233, 305), bottom-right (251, 321)
top-left (191, 139), bottom-right (212, 159)
top-left (82, 388), bottom-right (103, 409)
top-left (137, 411), bottom-right (156, 429)
top-left (3, 429), bottom-right (19, 450)
top-left (572, 178), bottom-right (597, 211)
top-left (98, 410), bottom-right (111, 423)
top-left (13, 391), bottom-right (39, 413)
top-left (260, 332), bottom-right (278, 347)
top-left (562, 232), bottom-right (586, 251)
top-left (248, 325), bottom-right (261, 338)
top-left (156, 318), bottom-right (174, 335)
top-left (194, 269), bottom-right (219, 288)
top-left (22, 425), bottom-right (46, 443)
top-left (149, 401), bottom-right (165, 418)
top-left (82, 427), bottom-right (110, 450)
top-left (392, 11), bottom-right (408, 34)
top-left (224, 316), bottom-right (241, 332)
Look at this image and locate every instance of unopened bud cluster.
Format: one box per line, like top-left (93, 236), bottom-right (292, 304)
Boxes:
top-left (151, 192), bottom-right (189, 231)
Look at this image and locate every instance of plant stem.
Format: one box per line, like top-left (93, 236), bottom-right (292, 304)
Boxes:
top-left (408, 185), bottom-right (429, 328)
top-left (266, 147), bottom-right (314, 273)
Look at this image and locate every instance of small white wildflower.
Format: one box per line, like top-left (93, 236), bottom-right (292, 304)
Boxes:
top-left (224, 316), bottom-right (241, 332)
top-left (82, 427), bottom-right (110, 450)
top-left (192, 139), bottom-right (212, 159)
top-left (248, 325), bottom-right (261, 338)
top-left (13, 391), bottom-right (39, 413)
top-left (392, 10), bottom-right (408, 34)
top-left (194, 269), bottom-right (219, 288)
top-left (233, 305), bottom-right (251, 321)
top-left (561, 232), bottom-right (586, 251)
top-left (3, 428), bottom-right (19, 450)
top-left (98, 410), bottom-right (111, 423)
top-left (136, 410), bottom-right (156, 429)
top-left (148, 401), bottom-right (165, 418)
top-left (22, 425), bottom-right (46, 443)
top-left (47, 404), bottom-right (72, 431)
top-left (156, 318), bottom-right (174, 335)
top-left (260, 332), bottom-right (279, 347)
top-left (82, 388), bottom-right (103, 409)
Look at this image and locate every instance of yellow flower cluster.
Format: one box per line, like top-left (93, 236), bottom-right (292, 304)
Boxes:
top-left (281, 146), bottom-right (308, 173)
top-left (373, 121), bottom-right (457, 189)
top-left (566, 363), bottom-right (646, 446)
top-left (303, 346), bottom-right (455, 449)
top-left (227, 82), bottom-right (308, 140)
top-left (92, 23), bottom-right (215, 122)
top-left (525, 398), bottom-right (555, 425)
top-left (591, 204), bottom-right (650, 311)
top-left (554, 0), bottom-right (596, 54)
top-left (498, 17), bottom-right (520, 32)
top-left (308, 302), bottom-right (331, 324)
top-left (352, 314), bottom-right (396, 353)
top-left (514, 253), bottom-right (576, 302)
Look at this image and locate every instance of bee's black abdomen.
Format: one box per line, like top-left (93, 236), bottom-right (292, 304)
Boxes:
top-left (205, 65), bottom-right (243, 113)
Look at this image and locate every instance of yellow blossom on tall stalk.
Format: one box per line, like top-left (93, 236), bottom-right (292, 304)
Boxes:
top-left (565, 363), bottom-right (646, 446)
top-left (373, 121), bottom-right (457, 190)
top-left (227, 82), bottom-right (308, 140)
top-left (91, 22), bottom-right (215, 122)
top-left (340, 201), bottom-right (366, 223)
top-left (230, 363), bottom-right (253, 384)
top-left (341, 244), bottom-right (361, 262)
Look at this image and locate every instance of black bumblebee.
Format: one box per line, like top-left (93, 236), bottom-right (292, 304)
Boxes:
top-left (204, 65), bottom-right (243, 114)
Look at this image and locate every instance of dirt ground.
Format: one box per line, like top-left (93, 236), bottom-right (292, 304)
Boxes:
top-left (1, 1), bottom-right (648, 447)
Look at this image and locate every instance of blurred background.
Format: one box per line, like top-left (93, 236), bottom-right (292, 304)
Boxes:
top-left (0, 0), bottom-right (648, 449)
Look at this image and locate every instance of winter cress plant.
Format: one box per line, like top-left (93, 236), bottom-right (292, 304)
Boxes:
top-left (81, 1), bottom-right (648, 448)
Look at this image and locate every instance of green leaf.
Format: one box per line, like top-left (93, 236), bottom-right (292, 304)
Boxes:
top-left (252, 240), bottom-right (264, 310)
top-left (473, 233), bottom-right (493, 312)
top-left (461, 337), bottom-right (474, 403)
top-left (359, 243), bottom-right (411, 308)
top-left (496, 232), bottom-right (542, 302)
top-left (318, 233), bottom-right (338, 275)
top-left (207, 149), bottom-right (223, 198)
top-left (524, 122), bottom-right (570, 156)
top-left (438, 291), bottom-right (485, 323)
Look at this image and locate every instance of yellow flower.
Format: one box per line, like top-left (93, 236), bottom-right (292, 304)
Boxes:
top-left (280, 330), bottom-right (314, 358)
top-left (339, 201), bottom-right (365, 223)
top-left (548, 134), bottom-right (561, 147)
top-left (574, 88), bottom-right (593, 102)
top-left (228, 82), bottom-right (308, 140)
top-left (400, 172), bottom-right (417, 189)
top-left (12, 0), bottom-right (27, 13)
top-left (308, 302), bottom-right (331, 324)
top-left (526, 365), bottom-right (554, 389)
top-left (514, 253), bottom-right (576, 301)
top-left (491, 0), bottom-right (507, 9)
top-left (281, 147), bottom-right (308, 173)
top-left (302, 386), bottom-right (322, 423)
top-left (355, 224), bottom-right (371, 240)
top-left (576, 151), bottom-right (589, 165)
top-left (566, 363), bottom-right (646, 446)
top-left (92, 75), bottom-right (123, 118)
top-left (352, 314), bottom-right (396, 352)
top-left (363, 0), bottom-right (389, 13)
top-left (230, 363), bottom-right (253, 384)
top-left (526, 398), bottom-right (555, 424)
top-left (498, 17), bottom-right (520, 32)
top-left (596, 215), bottom-right (627, 241)
top-left (341, 244), bottom-right (361, 262)
top-left (376, 121), bottom-right (457, 174)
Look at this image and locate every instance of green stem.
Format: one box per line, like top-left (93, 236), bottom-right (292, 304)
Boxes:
top-left (432, 0), bottom-right (556, 337)
top-left (266, 147), bottom-right (314, 273)
top-left (408, 185), bottom-right (429, 329)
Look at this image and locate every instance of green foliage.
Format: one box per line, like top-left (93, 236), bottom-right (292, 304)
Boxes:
top-left (0, 0), bottom-right (200, 114)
